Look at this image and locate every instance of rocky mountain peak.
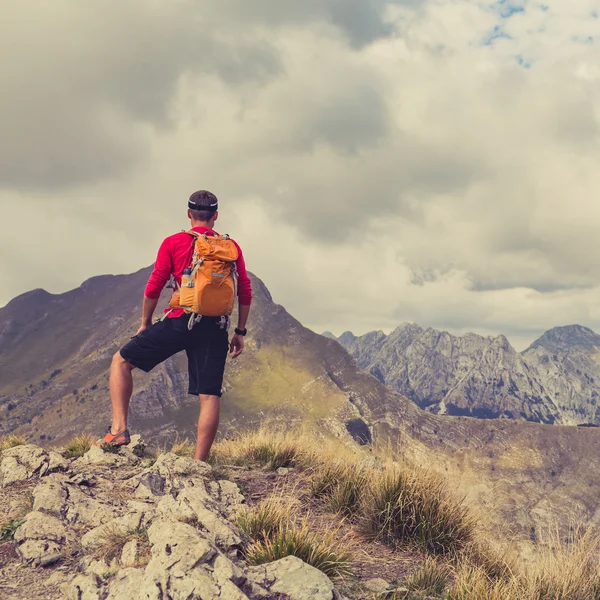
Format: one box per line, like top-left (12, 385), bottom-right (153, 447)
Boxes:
top-left (525, 324), bottom-right (600, 354)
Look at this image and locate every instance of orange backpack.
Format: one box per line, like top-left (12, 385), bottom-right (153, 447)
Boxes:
top-left (169, 231), bottom-right (239, 317)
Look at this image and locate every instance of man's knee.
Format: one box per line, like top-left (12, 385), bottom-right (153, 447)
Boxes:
top-left (111, 351), bottom-right (135, 371)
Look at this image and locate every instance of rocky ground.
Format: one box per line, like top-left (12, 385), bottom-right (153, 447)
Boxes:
top-left (0, 439), bottom-right (420, 600)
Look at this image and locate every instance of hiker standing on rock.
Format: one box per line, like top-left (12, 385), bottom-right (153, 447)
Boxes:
top-left (95, 191), bottom-right (252, 460)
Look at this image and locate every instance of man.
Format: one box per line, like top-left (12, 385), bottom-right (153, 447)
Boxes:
top-left (96, 191), bottom-right (252, 460)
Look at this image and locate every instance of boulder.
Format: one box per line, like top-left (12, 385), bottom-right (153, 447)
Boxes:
top-left (0, 444), bottom-right (68, 487)
top-left (14, 510), bottom-right (75, 565)
top-left (249, 555), bottom-right (336, 600)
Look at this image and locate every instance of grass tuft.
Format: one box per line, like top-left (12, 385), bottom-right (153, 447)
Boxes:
top-left (361, 467), bottom-right (475, 555)
top-left (236, 497), bottom-right (296, 542)
top-left (0, 519), bottom-right (25, 542)
top-left (0, 434), bottom-right (27, 452)
top-left (405, 557), bottom-right (452, 595)
top-left (63, 433), bottom-right (95, 458)
top-left (311, 462), bottom-right (369, 517)
top-left (213, 429), bottom-right (308, 471)
top-left (91, 525), bottom-right (151, 566)
top-left (244, 521), bottom-right (351, 579)
top-left (170, 438), bottom-right (195, 458)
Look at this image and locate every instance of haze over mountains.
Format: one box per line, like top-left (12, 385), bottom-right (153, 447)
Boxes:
top-left (331, 323), bottom-right (600, 426)
top-left (4, 268), bottom-right (600, 543)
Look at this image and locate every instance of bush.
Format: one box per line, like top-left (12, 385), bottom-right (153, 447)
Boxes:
top-left (244, 522), bottom-right (351, 579)
top-left (361, 467), bottom-right (475, 555)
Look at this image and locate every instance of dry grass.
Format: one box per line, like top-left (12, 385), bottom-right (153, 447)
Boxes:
top-left (170, 438), bottom-right (195, 458)
top-left (212, 427), bottom-right (362, 472)
top-left (63, 433), bottom-right (95, 458)
top-left (405, 557), bottom-right (452, 595)
top-left (90, 525), bottom-right (151, 566)
top-left (311, 462), bottom-right (370, 517)
top-left (236, 497), bottom-right (297, 542)
top-left (244, 521), bottom-right (352, 579)
top-left (0, 434), bottom-right (27, 452)
top-left (446, 526), bottom-right (600, 600)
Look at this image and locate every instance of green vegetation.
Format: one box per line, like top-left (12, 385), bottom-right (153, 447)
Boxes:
top-left (362, 468), bottom-right (475, 555)
top-left (0, 519), bottom-right (24, 542)
top-left (244, 522), bottom-right (351, 579)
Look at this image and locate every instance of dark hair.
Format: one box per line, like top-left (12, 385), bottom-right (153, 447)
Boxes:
top-left (188, 190), bottom-right (218, 222)
top-left (189, 208), bottom-right (216, 222)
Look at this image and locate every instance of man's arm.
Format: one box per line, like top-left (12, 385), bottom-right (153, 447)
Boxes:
top-left (229, 243), bottom-right (253, 358)
top-left (137, 296), bottom-right (160, 334)
top-left (138, 237), bottom-right (172, 333)
top-left (230, 303), bottom-right (251, 358)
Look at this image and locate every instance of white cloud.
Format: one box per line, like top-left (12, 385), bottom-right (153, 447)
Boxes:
top-left (2, 0), bottom-right (600, 350)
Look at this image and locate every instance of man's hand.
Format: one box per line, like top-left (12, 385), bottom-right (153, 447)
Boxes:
top-left (229, 333), bottom-right (245, 358)
top-left (136, 322), bottom-right (152, 336)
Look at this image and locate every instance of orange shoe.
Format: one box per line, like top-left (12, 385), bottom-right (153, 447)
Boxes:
top-left (94, 426), bottom-right (131, 447)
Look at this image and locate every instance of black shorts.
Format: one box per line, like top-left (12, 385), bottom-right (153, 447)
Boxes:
top-left (120, 315), bottom-right (229, 397)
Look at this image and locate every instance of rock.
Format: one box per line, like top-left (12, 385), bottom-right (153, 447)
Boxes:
top-left (81, 512), bottom-right (146, 550)
top-left (277, 467), bottom-right (291, 476)
top-left (120, 539), bottom-right (138, 567)
top-left (64, 574), bottom-right (104, 600)
top-left (177, 486), bottom-right (242, 552)
top-left (105, 568), bottom-right (146, 600)
top-left (78, 445), bottom-right (139, 467)
top-left (0, 444), bottom-right (67, 487)
top-left (64, 485), bottom-right (119, 528)
top-left (14, 511), bottom-right (75, 565)
top-left (39, 552), bottom-right (63, 567)
top-left (364, 578), bottom-right (391, 593)
top-left (131, 452), bottom-right (211, 499)
top-left (33, 475), bottom-right (68, 515)
top-left (249, 555), bottom-right (336, 600)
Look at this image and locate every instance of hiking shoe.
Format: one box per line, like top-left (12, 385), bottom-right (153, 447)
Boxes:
top-left (94, 427), bottom-right (131, 448)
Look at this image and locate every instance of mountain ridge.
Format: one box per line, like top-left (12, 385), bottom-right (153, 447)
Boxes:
top-left (331, 323), bottom-right (600, 425)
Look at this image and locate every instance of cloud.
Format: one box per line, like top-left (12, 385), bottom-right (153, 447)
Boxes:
top-left (3, 0), bottom-right (600, 350)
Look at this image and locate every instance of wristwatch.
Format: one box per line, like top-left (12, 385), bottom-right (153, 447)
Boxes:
top-left (234, 327), bottom-right (247, 336)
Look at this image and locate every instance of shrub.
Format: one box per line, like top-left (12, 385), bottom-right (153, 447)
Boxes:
top-left (236, 497), bottom-right (296, 542)
top-left (63, 433), bottom-right (95, 458)
top-left (0, 434), bottom-right (27, 452)
top-left (361, 467), bottom-right (475, 555)
top-left (244, 522), bottom-right (351, 579)
top-left (405, 557), bottom-right (452, 595)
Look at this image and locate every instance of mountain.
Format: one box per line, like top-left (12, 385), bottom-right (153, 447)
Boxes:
top-left (4, 269), bottom-right (600, 543)
top-left (334, 323), bottom-right (600, 426)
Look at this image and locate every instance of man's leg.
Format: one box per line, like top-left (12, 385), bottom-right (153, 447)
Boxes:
top-left (194, 394), bottom-right (221, 461)
top-left (109, 352), bottom-right (136, 434)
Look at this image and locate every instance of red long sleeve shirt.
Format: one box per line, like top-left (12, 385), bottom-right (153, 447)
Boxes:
top-left (145, 226), bottom-right (252, 318)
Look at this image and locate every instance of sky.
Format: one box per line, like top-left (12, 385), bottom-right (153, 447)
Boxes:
top-left (2, 0), bottom-right (600, 351)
